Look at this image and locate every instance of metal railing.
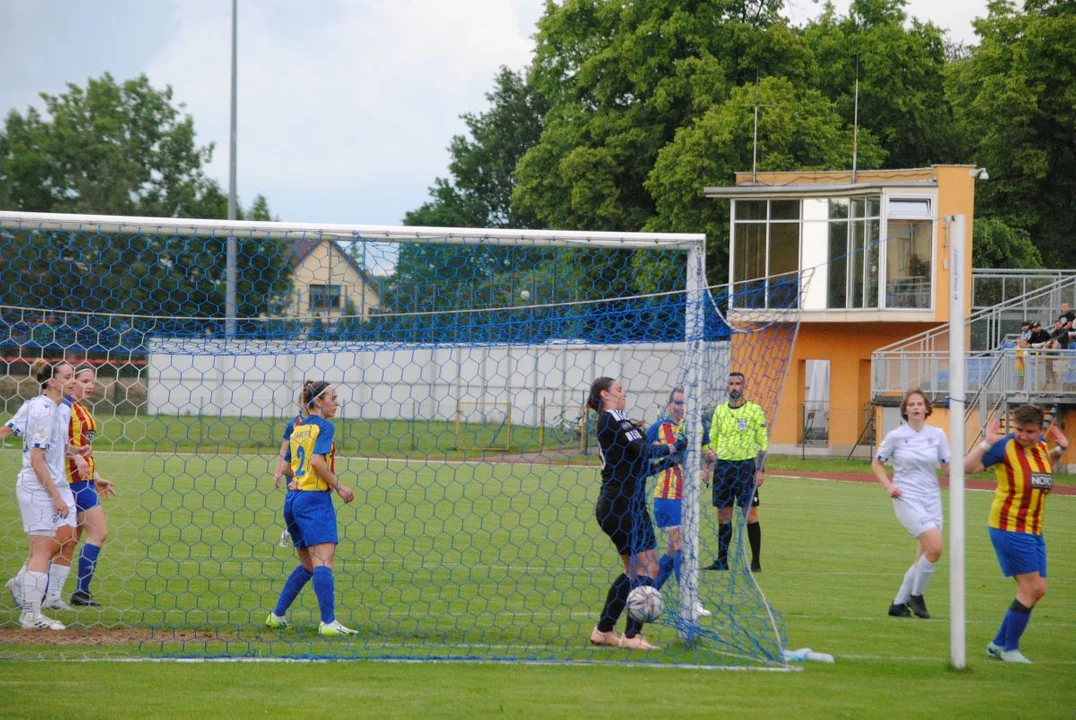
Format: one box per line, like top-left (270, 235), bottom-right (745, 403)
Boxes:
top-left (972, 269), bottom-right (1076, 313)
top-left (874, 347), bottom-right (1076, 446)
top-left (875, 274), bottom-right (1076, 357)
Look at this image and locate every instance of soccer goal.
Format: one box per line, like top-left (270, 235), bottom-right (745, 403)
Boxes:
top-left (0, 210), bottom-right (803, 667)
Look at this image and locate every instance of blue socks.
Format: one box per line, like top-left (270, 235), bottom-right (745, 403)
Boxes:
top-left (312, 566), bottom-right (336, 624)
top-left (1003, 599), bottom-right (1032, 651)
top-left (76, 543), bottom-right (102, 595)
top-left (272, 565), bottom-right (313, 617)
top-left (654, 551), bottom-right (685, 591)
top-left (654, 554), bottom-right (675, 590)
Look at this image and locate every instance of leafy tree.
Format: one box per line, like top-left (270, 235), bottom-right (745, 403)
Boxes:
top-left (947, 0), bottom-right (1076, 267)
top-left (515, 0), bottom-right (812, 232)
top-left (802, 0), bottom-right (959, 169)
top-left (647, 77), bottom-right (885, 282)
top-left (972, 217), bottom-right (1043, 269)
top-left (404, 67), bottom-right (549, 229)
top-left (0, 73), bottom-right (292, 321)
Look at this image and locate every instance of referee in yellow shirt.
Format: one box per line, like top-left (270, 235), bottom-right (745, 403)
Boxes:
top-left (703, 372), bottom-right (767, 572)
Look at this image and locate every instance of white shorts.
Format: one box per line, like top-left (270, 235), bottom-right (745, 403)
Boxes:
top-left (892, 495), bottom-right (943, 538)
top-left (17, 473), bottom-right (77, 536)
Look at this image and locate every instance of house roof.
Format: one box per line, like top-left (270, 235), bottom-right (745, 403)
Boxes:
top-left (703, 181), bottom-right (937, 199)
top-left (291, 238), bottom-right (381, 293)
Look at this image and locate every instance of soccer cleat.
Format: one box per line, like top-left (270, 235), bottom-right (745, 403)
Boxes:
top-left (19, 612), bottom-right (66, 631)
top-left (888, 603), bottom-right (911, 617)
top-left (999, 649), bottom-right (1031, 664)
top-left (750, 562), bottom-right (762, 573)
top-left (589, 626), bottom-right (621, 647)
top-left (265, 612), bottom-right (291, 629)
top-left (42, 597), bottom-right (75, 612)
top-left (5, 577), bottom-right (22, 606)
top-left (907, 594), bottom-right (930, 619)
top-left (70, 590), bottom-right (100, 607)
top-left (693, 602), bottom-right (712, 618)
top-left (704, 559), bottom-right (729, 571)
top-left (318, 620), bottom-right (358, 637)
top-left (618, 634), bottom-right (659, 651)
top-left (986, 642), bottom-right (1003, 660)
top-left (278, 529), bottom-right (292, 548)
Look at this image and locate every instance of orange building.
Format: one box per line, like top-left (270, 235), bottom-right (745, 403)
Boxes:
top-left (704, 166), bottom-right (979, 455)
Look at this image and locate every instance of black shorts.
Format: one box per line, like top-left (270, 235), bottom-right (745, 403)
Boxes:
top-left (595, 496), bottom-right (657, 556)
top-left (712, 459), bottom-right (760, 509)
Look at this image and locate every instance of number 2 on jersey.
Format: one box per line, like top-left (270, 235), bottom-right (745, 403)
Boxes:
top-left (295, 446), bottom-right (307, 478)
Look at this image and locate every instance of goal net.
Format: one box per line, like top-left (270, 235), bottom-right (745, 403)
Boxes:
top-left (0, 211), bottom-right (803, 667)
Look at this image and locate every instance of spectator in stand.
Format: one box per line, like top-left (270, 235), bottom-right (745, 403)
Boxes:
top-left (1042, 340), bottom-right (1062, 392)
top-left (1060, 302), bottom-right (1075, 341)
top-left (1014, 339), bottom-right (1028, 392)
top-left (1019, 321), bottom-right (1032, 343)
top-left (1027, 322), bottom-right (1051, 347)
top-left (1049, 316), bottom-right (1070, 351)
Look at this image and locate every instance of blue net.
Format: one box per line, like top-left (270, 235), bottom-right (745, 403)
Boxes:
top-left (0, 216), bottom-right (802, 666)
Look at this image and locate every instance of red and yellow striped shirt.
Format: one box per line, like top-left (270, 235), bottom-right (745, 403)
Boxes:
top-left (651, 421), bottom-right (683, 501)
top-left (984, 435), bottom-right (1052, 535)
top-left (67, 400), bottom-right (97, 483)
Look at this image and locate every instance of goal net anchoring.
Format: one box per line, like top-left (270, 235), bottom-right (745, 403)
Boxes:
top-left (0, 212), bottom-right (803, 666)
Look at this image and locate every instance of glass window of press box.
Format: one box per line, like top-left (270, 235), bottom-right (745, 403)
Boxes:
top-left (731, 195), bottom-right (933, 311)
top-left (731, 200), bottom-right (801, 310)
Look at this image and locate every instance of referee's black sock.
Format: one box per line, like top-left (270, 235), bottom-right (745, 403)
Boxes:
top-left (597, 574), bottom-right (629, 633)
top-left (717, 523), bottom-right (732, 564)
top-left (747, 521), bottom-right (761, 567)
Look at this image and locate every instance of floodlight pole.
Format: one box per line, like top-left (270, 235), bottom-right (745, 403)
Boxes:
top-left (946, 214), bottom-right (967, 669)
top-left (225, 0), bottom-right (239, 338)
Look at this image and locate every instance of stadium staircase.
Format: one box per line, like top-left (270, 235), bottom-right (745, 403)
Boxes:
top-left (870, 270), bottom-right (1076, 454)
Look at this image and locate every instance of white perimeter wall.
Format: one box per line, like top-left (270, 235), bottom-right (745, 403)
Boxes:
top-left (148, 340), bottom-right (731, 426)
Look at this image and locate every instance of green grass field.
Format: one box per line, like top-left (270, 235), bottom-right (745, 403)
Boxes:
top-left (1, 448), bottom-right (1073, 718)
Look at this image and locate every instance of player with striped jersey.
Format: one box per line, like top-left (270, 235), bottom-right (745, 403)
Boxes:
top-left (11, 360), bottom-right (77, 629)
top-left (42, 366), bottom-right (116, 609)
top-left (265, 380), bottom-right (357, 636)
top-left (871, 390), bottom-right (950, 619)
top-left (647, 387), bottom-right (710, 617)
top-left (703, 372), bottom-right (767, 572)
top-left (965, 405), bottom-right (1068, 663)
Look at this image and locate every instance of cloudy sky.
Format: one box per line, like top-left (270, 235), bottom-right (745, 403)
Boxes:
top-left (1, 0), bottom-right (990, 228)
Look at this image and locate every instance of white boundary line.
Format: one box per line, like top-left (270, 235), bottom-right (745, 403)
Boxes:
top-left (4, 656), bottom-right (798, 672)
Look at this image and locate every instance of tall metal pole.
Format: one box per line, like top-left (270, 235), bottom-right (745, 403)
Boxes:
top-left (947, 215), bottom-right (967, 669)
top-left (225, 0), bottom-right (239, 338)
top-left (680, 239), bottom-right (705, 639)
top-left (851, 75), bottom-right (860, 184)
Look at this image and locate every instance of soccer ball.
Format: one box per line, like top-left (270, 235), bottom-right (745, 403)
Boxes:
top-left (626, 586), bottom-right (664, 622)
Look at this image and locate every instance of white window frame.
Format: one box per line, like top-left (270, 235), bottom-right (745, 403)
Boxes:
top-left (881, 192), bottom-right (937, 311)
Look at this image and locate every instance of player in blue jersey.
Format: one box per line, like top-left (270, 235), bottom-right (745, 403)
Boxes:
top-left (271, 389), bottom-right (310, 547)
top-left (265, 380), bottom-right (357, 636)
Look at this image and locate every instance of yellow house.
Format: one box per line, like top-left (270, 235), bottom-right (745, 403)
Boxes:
top-left (289, 238), bottom-right (380, 321)
top-left (704, 165), bottom-right (979, 454)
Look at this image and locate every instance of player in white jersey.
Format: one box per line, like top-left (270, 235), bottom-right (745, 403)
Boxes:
top-left (871, 390), bottom-right (951, 620)
top-left (1, 399), bottom-right (30, 440)
top-left (9, 360), bottom-right (77, 630)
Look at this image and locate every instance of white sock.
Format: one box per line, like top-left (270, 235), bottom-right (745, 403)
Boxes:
top-left (911, 557), bottom-right (937, 597)
top-left (46, 563), bottom-right (72, 601)
top-left (21, 571), bottom-right (47, 616)
top-left (894, 564), bottom-right (916, 604)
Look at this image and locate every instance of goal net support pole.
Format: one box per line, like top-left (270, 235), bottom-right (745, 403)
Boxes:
top-left (946, 214), bottom-right (967, 670)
